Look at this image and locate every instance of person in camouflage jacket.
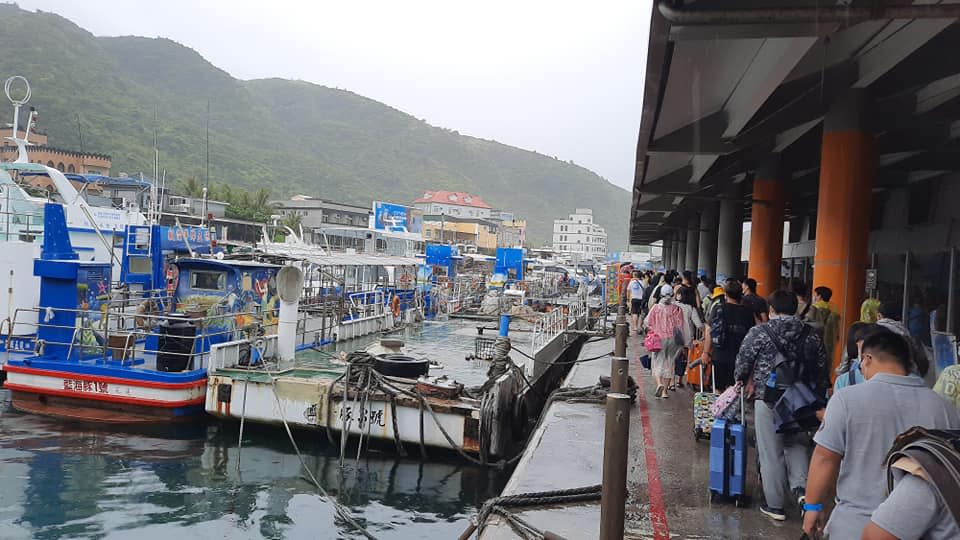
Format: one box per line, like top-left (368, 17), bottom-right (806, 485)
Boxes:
top-left (734, 299), bottom-right (831, 402)
top-left (734, 290), bottom-right (831, 521)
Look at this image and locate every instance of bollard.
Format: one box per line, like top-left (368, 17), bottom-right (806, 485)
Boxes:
top-left (614, 302), bottom-right (627, 358)
top-left (610, 356), bottom-right (629, 395)
top-left (599, 393), bottom-right (630, 540)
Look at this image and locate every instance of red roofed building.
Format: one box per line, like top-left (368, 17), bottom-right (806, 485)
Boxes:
top-left (413, 190), bottom-right (492, 218)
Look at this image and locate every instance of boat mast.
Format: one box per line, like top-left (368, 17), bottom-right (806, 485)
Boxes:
top-left (4, 76), bottom-right (37, 164)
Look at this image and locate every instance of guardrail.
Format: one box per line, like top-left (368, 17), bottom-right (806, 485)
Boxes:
top-left (531, 297), bottom-right (587, 353)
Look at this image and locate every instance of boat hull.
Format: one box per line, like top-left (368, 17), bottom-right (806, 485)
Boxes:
top-left (2, 363), bottom-right (207, 423)
top-left (205, 372), bottom-right (482, 453)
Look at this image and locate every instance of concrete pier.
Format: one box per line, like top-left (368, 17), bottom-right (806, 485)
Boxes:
top-left (479, 336), bottom-right (799, 539)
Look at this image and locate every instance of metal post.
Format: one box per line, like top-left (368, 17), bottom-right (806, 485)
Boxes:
top-left (947, 247), bottom-right (956, 333)
top-left (902, 251), bottom-right (911, 323)
top-left (610, 356), bottom-right (629, 395)
top-left (599, 393), bottom-right (630, 540)
top-left (614, 302), bottom-right (627, 358)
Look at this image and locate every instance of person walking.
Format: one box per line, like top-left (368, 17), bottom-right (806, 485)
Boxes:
top-left (673, 283), bottom-right (703, 390)
top-left (627, 271), bottom-right (645, 335)
top-left (812, 286), bottom-right (841, 362)
top-left (702, 279), bottom-right (754, 391)
top-left (877, 301), bottom-right (932, 385)
top-left (792, 279), bottom-right (818, 323)
top-left (735, 290), bottom-right (830, 521)
top-left (741, 277), bottom-right (769, 325)
top-left (644, 284), bottom-right (686, 398)
top-left (802, 329), bottom-right (960, 539)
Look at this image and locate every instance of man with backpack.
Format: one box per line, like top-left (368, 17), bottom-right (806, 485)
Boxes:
top-left (811, 286), bottom-right (841, 362)
top-left (735, 290), bottom-right (830, 522)
top-left (703, 279), bottom-right (754, 391)
top-left (802, 329), bottom-right (960, 539)
top-left (862, 429), bottom-right (960, 539)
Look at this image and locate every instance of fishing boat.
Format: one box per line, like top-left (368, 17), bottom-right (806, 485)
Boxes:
top-left (203, 256), bottom-right (593, 457)
top-left (1, 202), bottom-right (270, 422)
top-left (0, 76), bottom-right (149, 354)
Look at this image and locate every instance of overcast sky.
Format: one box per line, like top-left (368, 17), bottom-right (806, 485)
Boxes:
top-left (16, 0), bottom-right (651, 191)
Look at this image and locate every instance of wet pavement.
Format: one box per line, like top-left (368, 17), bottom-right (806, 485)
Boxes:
top-left (482, 334), bottom-right (806, 539)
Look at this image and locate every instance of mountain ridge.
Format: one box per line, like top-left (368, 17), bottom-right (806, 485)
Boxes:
top-left (0, 3), bottom-right (629, 247)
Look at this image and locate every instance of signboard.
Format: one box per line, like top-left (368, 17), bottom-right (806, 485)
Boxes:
top-left (865, 268), bottom-right (878, 292)
top-left (161, 226), bottom-right (213, 252)
top-left (372, 201), bottom-right (422, 234)
top-left (606, 263), bottom-right (620, 305)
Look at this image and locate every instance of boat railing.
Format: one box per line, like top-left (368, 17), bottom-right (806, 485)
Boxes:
top-left (6, 303), bottom-right (265, 372)
top-left (207, 335), bottom-right (279, 373)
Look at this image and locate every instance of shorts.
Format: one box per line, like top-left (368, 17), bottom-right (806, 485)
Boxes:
top-left (630, 299), bottom-right (643, 315)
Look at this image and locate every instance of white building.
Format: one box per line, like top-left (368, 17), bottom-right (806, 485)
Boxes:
top-left (552, 208), bottom-right (607, 261)
top-left (413, 190), bottom-right (492, 219)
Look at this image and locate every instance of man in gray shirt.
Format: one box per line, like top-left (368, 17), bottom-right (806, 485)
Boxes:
top-left (802, 328), bottom-right (960, 539)
top-left (862, 470), bottom-right (959, 539)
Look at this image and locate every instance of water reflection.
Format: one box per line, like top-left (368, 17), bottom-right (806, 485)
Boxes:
top-left (0, 391), bottom-right (508, 539)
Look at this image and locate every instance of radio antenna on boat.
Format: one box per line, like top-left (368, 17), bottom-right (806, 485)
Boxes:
top-left (4, 75), bottom-right (37, 163)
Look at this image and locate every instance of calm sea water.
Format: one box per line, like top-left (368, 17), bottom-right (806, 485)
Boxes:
top-left (0, 320), bottom-right (516, 539)
top-left (0, 394), bottom-right (508, 539)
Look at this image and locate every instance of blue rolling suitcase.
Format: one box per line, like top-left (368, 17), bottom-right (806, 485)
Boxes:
top-left (708, 388), bottom-right (748, 506)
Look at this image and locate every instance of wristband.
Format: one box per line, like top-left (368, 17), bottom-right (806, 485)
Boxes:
top-left (802, 503), bottom-right (823, 512)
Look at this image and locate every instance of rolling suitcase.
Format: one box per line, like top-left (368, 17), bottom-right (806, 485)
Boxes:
top-left (709, 388), bottom-right (748, 506)
top-left (686, 339), bottom-right (710, 389)
top-left (693, 364), bottom-right (716, 441)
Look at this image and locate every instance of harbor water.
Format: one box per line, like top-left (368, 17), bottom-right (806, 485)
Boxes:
top-left (0, 321), bottom-right (515, 539)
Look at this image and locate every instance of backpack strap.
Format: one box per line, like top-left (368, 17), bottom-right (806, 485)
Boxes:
top-left (760, 324), bottom-right (812, 378)
top-left (887, 439), bottom-right (960, 529)
top-left (847, 363), bottom-right (857, 386)
top-left (799, 302), bottom-right (811, 319)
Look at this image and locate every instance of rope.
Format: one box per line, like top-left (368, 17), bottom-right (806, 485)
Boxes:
top-left (472, 484), bottom-right (604, 539)
top-left (266, 376), bottom-right (378, 539)
top-left (510, 346), bottom-right (614, 366)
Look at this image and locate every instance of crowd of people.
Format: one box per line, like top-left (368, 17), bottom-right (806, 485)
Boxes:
top-left (621, 268), bottom-right (960, 539)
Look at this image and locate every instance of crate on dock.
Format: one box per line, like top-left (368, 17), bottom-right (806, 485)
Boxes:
top-left (474, 336), bottom-right (496, 361)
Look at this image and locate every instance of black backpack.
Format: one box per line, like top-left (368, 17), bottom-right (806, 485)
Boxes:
top-left (885, 427), bottom-right (960, 529)
top-left (760, 324), bottom-right (813, 403)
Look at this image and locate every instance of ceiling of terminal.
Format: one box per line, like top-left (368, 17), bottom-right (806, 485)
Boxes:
top-left (632, 1), bottom-right (960, 244)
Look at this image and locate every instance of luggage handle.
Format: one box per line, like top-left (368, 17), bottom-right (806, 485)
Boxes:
top-left (711, 362), bottom-right (716, 394)
top-left (699, 362), bottom-right (704, 393)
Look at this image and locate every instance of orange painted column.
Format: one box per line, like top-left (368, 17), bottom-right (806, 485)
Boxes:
top-left (813, 91), bottom-right (876, 373)
top-left (749, 170), bottom-right (786, 298)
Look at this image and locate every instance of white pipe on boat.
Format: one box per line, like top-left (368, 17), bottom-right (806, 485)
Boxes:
top-left (276, 265), bottom-right (304, 361)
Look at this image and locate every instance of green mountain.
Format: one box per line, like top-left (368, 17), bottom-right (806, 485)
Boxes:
top-left (0, 3), bottom-right (629, 248)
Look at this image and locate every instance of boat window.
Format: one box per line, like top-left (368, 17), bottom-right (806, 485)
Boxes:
top-left (128, 256), bottom-right (152, 274)
top-left (190, 270), bottom-right (226, 291)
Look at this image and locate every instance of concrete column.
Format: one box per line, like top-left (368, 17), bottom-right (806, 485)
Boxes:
top-left (662, 235), bottom-right (673, 272)
top-left (812, 89), bottom-right (876, 373)
top-left (685, 214), bottom-right (700, 273)
top-left (749, 156), bottom-right (787, 297)
top-left (716, 197), bottom-right (743, 283)
top-left (697, 202), bottom-right (720, 278)
top-left (675, 237), bottom-right (686, 272)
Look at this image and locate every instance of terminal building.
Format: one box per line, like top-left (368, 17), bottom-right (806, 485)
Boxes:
top-left (632, 2), bottom-right (960, 369)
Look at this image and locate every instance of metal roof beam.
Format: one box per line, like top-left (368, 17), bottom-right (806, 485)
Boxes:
top-left (669, 22), bottom-right (837, 41)
top-left (658, 2), bottom-right (960, 26)
top-left (646, 111), bottom-right (730, 154)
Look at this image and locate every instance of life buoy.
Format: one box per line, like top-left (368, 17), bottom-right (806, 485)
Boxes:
top-left (391, 295), bottom-right (401, 317)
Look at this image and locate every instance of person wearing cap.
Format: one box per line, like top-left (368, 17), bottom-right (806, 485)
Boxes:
top-left (702, 279), bottom-right (754, 391)
top-left (644, 284), bottom-right (686, 398)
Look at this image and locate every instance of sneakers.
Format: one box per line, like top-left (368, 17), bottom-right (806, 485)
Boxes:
top-left (760, 505), bottom-right (787, 521)
top-left (654, 385), bottom-right (664, 398)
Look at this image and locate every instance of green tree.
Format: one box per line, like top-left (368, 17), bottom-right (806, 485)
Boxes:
top-left (179, 175), bottom-right (204, 198)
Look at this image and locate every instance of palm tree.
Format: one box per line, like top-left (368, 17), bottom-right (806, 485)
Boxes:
top-left (178, 175), bottom-right (204, 198)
